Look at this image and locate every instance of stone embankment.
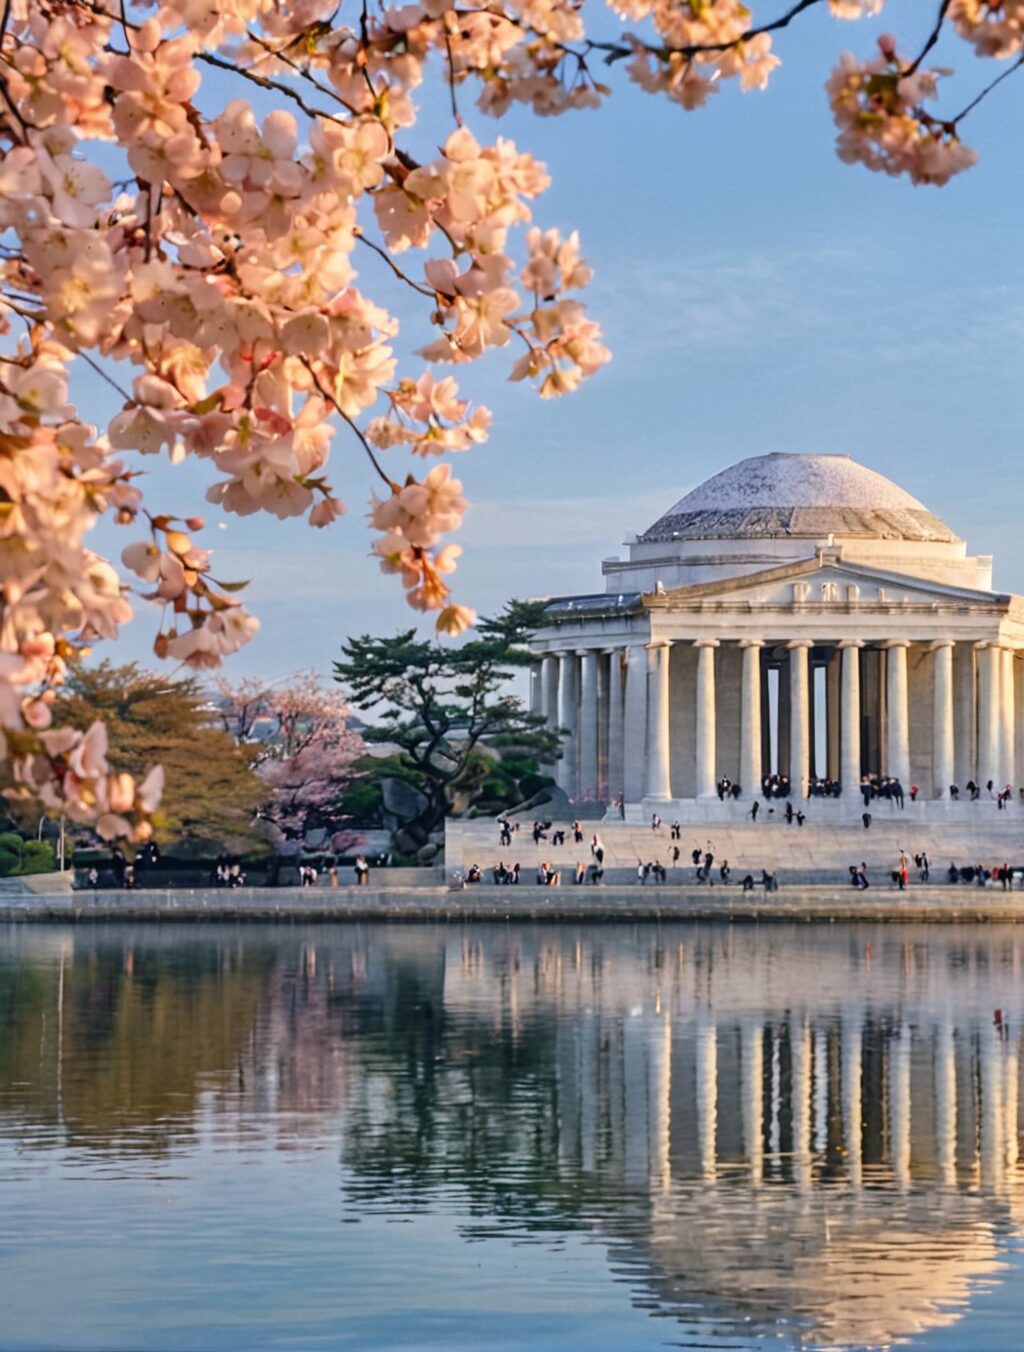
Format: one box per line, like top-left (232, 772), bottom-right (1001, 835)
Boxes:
top-left (4, 879), bottom-right (1024, 923)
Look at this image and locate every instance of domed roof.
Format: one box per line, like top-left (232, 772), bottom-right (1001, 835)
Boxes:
top-left (642, 453), bottom-right (957, 544)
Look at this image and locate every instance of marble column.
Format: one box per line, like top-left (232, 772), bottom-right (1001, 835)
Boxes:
top-left (623, 644), bottom-right (648, 804)
top-left (1016, 655), bottom-right (1024, 800)
top-left (695, 639), bottom-right (719, 799)
top-left (739, 640), bottom-right (763, 800)
top-left (644, 641), bottom-right (672, 801)
top-left (648, 1013), bottom-right (672, 1192)
top-left (788, 640), bottom-right (812, 799)
top-left (839, 640), bottom-right (862, 795)
top-left (977, 642), bottom-right (1001, 792)
top-left (529, 663), bottom-right (542, 717)
top-left (741, 1021), bottom-right (764, 1185)
top-left (813, 1027), bottom-right (828, 1156)
top-left (885, 639), bottom-right (911, 788)
top-left (935, 1019), bottom-right (957, 1187)
top-left (607, 649), bottom-right (625, 803)
top-left (791, 1017), bottom-right (812, 1191)
top-left (556, 651), bottom-right (579, 797)
top-left (695, 1019), bottom-right (718, 1181)
top-left (980, 1023), bottom-right (1006, 1188)
top-left (596, 652), bottom-right (610, 798)
top-left (1005, 1045), bottom-right (1019, 1172)
top-left (891, 1024), bottom-right (911, 1191)
top-left (1000, 647), bottom-right (1015, 791)
top-left (954, 643), bottom-right (976, 789)
top-left (931, 640), bottom-right (955, 799)
top-left (577, 649), bottom-right (599, 801)
top-left (842, 1014), bottom-right (863, 1187)
top-left (541, 654), bottom-right (559, 731)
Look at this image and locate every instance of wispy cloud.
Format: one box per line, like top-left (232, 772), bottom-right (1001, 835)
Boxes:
top-left (594, 244), bottom-right (860, 356)
top-left (459, 489), bottom-right (671, 550)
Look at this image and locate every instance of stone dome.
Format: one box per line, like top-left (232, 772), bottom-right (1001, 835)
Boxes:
top-left (642, 453), bottom-right (957, 544)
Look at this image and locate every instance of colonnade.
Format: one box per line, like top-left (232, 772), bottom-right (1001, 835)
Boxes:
top-left (555, 1007), bottom-right (1022, 1190)
top-left (531, 638), bottom-right (1022, 803)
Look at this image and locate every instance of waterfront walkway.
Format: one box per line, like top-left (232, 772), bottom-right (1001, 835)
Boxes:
top-left (6, 880), bottom-right (1024, 923)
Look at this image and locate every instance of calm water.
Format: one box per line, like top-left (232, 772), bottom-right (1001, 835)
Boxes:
top-left (3, 921), bottom-right (1024, 1351)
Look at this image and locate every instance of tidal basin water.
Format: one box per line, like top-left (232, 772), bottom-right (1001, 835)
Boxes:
top-left (4, 922), bottom-right (1024, 1351)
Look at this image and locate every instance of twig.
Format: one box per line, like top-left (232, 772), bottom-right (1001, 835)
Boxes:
top-left (953, 51), bottom-right (1024, 124)
top-left (355, 232), bottom-right (436, 297)
top-left (77, 350), bottom-right (134, 403)
top-left (301, 358), bottom-right (393, 488)
top-left (903, 0), bottom-right (951, 78)
top-left (584, 0), bottom-right (824, 64)
top-left (442, 26), bottom-right (464, 127)
top-left (196, 50), bottom-right (352, 128)
top-left (245, 28), bottom-right (362, 118)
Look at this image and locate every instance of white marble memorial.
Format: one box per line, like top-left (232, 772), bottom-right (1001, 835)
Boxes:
top-left (528, 452), bottom-right (1024, 821)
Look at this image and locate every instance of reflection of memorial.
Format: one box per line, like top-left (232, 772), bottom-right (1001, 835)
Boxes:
top-left (435, 926), bottom-right (1024, 1347)
top-left (4, 923), bottom-right (1024, 1348)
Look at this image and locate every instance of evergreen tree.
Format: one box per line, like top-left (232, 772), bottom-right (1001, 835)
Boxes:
top-left (334, 600), bottom-right (560, 851)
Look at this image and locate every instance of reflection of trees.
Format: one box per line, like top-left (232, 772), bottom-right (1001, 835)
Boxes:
top-left (5, 922), bottom-right (1024, 1349)
top-left (0, 933), bottom-right (274, 1152)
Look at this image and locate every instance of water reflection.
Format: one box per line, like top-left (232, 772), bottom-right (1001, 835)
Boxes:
top-left (3, 921), bottom-right (1024, 1350)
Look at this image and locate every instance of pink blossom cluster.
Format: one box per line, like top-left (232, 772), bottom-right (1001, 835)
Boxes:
top-left (0, 0), bottom-right (1018, 832)
top-left (10, 719), bottom-right (164, 842)
top-left (623, 1), bottom-right (780, 109)
top-left (216, 671), bottom-right (364, 849)
top-left (121, 516), bottom-right (260, 669)
top-left (949, 1), bottom-right (1024, 58)
top-left (827, 42), bottom-right (977, 185)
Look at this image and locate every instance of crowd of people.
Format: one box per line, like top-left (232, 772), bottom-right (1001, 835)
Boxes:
top-left (482, 807), bottom-right (1024, 895)
top-left (216, 861), bottom-right (248, 887)
top-left (859, 775), bottom-right (907, 808)
top-left (947, 861), bottom-right (1022, 888)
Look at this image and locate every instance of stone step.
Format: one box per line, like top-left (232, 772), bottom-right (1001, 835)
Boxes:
top-left (449, 814), bottom-right (1024, 878)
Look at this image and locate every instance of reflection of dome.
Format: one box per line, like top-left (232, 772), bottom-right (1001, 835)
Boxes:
top-left (642, 452), bottom-right (957, 544)
top-left (631, 1188), bottom-right (1007, 1350)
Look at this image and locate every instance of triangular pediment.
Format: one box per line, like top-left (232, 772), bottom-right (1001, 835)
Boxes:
top-left (645, 557), bottom-right (1010, 611)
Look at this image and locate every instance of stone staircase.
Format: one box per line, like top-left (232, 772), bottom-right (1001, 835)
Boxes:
top-left (447, 811), bottom-right (1024, 886)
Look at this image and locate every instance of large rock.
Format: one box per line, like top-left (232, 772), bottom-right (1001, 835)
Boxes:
top-left (381, 777), bottom-right (429, 823)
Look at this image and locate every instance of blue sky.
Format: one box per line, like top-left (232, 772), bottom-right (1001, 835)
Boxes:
top-left (84, 1), bottom-right (1024, 679)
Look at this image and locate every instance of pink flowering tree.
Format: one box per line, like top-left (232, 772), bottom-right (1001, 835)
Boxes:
top-left (216, 672), bottom-right (364, 852)
top-left (0, 0), bottom-right (1015, 839)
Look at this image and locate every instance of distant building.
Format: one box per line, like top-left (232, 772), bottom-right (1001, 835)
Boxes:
top-left (529, 453), bottom-right (1023, 819)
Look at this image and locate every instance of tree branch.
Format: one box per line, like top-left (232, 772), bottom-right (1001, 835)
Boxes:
top-left (903, 0), bottom-right (951, 78)
top-left (953, 50), bottom-right (1024, 124)
top-left (584, 0), bottom-right (825, 64)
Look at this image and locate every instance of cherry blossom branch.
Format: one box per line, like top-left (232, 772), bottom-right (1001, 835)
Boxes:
top-left (902, 0), bottom-right (951, 78)
top-left (953, 50), bottom-right (1024, 123)
top-left (442, 26), bottom-right (465, 128)
top-left (354, 231), bottom-right (436, 298)
top-left (76, 350), bottom-right (133, 403)
top-left (243, 28), bottom-right (362, 118)
top-left (196, 51), bottom-right (353, 128)
top-left (585, 0), bottom-right (824, 63)
top-left (300, 359), bottom-right (394, 489)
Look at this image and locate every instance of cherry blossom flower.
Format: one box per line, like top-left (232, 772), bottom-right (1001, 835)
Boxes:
top-left (0, 0), bottom-right (1013, 832)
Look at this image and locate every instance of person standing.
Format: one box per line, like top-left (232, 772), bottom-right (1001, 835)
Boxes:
top-left (355, 854), bottom-right (369, 886)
